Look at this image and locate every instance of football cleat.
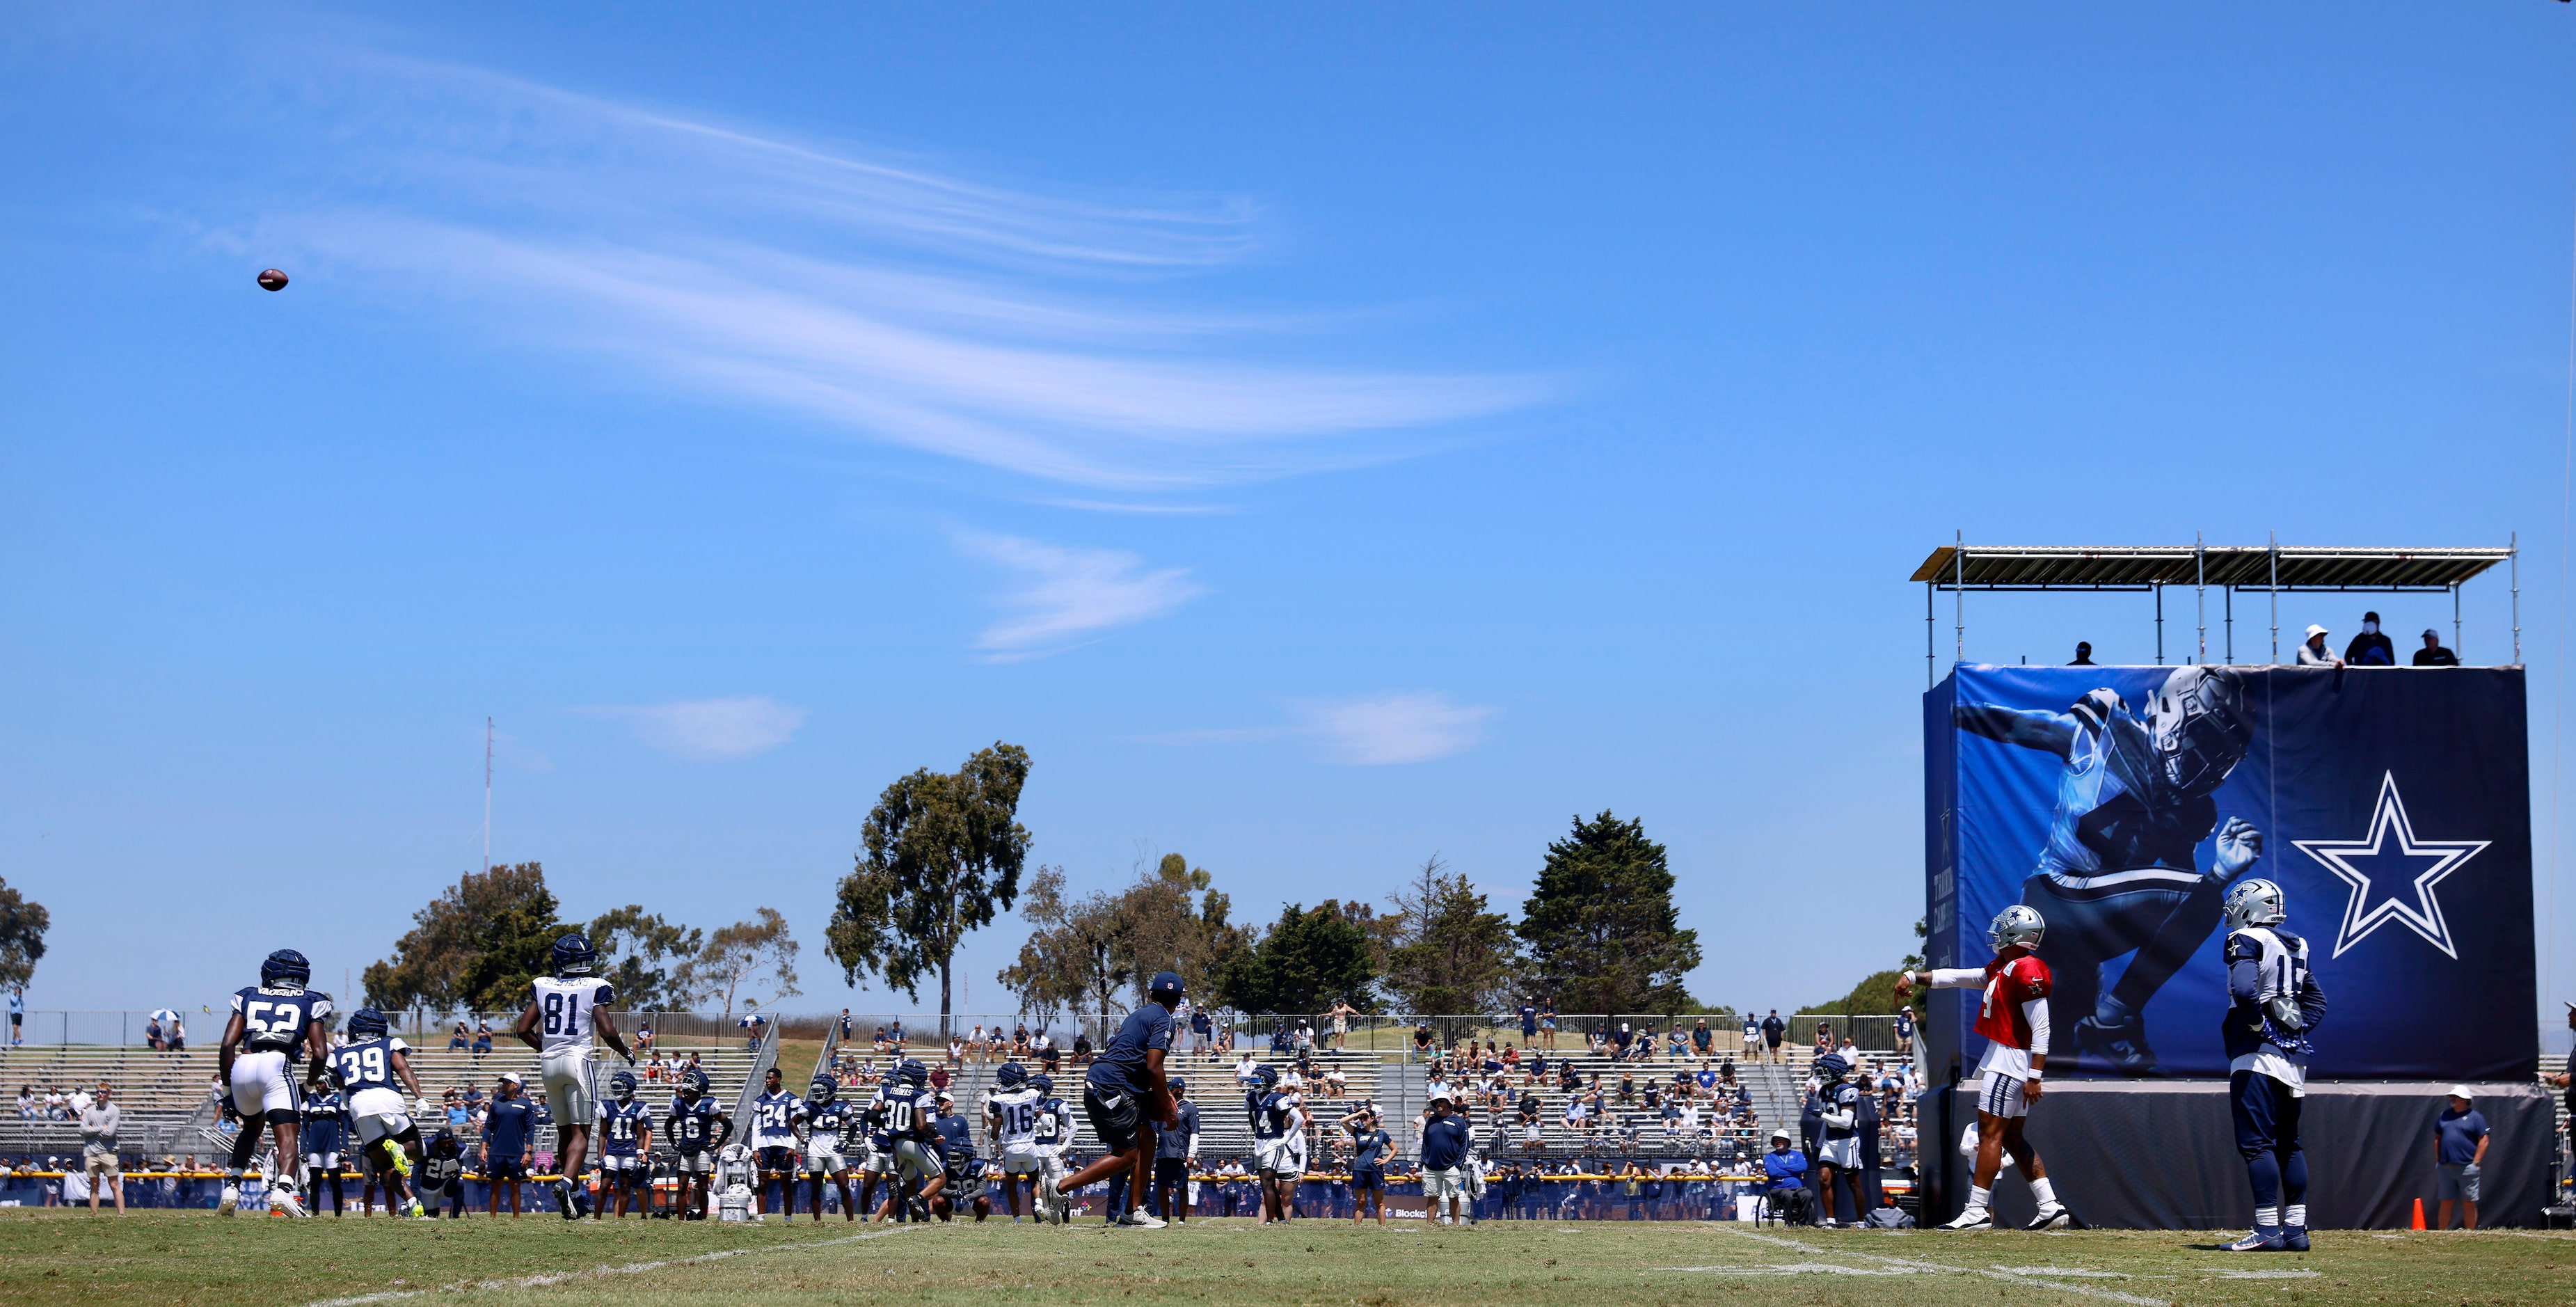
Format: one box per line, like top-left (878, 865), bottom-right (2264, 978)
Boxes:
top-left (555, 1178), bottom-right (578, 1219)
top-left (406, 1198), bottom-right (426, 1218)
top-left (2225, 1227), bottom-right (2286, 1253)
top-left (1937, 1207), bottom-right (1994, 1230)
top-left (2281, 1226), bottom-right (2309, 1252)
top-left (387, 1149), bottom-right (411, 1178)
top-left (271, 1183), bottom-right (308, 1218)
top-left (1118, 1208), bottom-right (1168, 1228)
top-left (218, 1183), bottom-right (241, 1214)
top-left (2025, 1203), bottom-right (2074, 1230)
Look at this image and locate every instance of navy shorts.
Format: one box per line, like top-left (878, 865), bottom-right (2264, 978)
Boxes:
top-left (1083, 1084), bottom-right (1143, 1155)
top-left (757, 1146), bottom-right (798, 1173)
top-left (2229, 1068), bottom-right (2303, 1159)
top-left (486, 1157), bottom-right (527, 1181)
top-left (1351, 1166), bottom-right (1385, 1192)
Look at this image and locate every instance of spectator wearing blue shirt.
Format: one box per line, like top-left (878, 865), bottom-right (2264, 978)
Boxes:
top-left (1519, 1002), bottom-right (1539, 1047)
top-left (1893, 1007), bottom-right (1916, 1048)
top-left (2433, 1087), bottom-right (2490, 1230)
top-left (8, 985), bottom-right (22, 1047)
top-left (1760, 1127), bottom-right (1810, 1221)
top-left (481, 1072), bottom-right (536, 1217)
top-left (1051, 971), bottom-right (1184, 1228)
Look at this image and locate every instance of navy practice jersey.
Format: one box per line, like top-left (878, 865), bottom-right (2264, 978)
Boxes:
top-left (301, 1091), bottom-right (348, 1154)
top-left (418, 1152), bottom-right (464, 1195)
top-left (869, 1084), bottom-right (937, 1150)
top-left (484, 1097), bottom-right (536, 1161)
top-left (232, 985), bottom-right (334, 1058)
top-left (597, 1099), bottom-right (653, 1156)
top-left (328, 1036), bottom-right (412, 1095)
top-left (1032, 1095), bottom-right (1068, 1148)
top-left (668, 1095), bottom-right (726, 1153)
top-left (1250, 1088), bottom-right (1298, 1141)
top-left (751, 1090), bottom-right (804, 1146)
top-left (802, 1098), bottom-right (860, 1148)
top-left (1086, 1003), bottom-right (1175, 1097)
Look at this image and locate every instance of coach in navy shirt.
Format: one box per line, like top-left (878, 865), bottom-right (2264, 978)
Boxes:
top-left (1049, 971), bottom-right (1184, 1227)
top-left (481, 1072), bottom-right (536, 1217)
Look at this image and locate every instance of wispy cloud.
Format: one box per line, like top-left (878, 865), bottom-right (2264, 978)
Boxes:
top-left (227, 53), bottom-right (1555, 494)
top-left (959, 532), bottom-right (1207, 660)
top-left (1131, 692), bottom-right (1499, 765)
top-left (578, 697), bottom-right (807, 760)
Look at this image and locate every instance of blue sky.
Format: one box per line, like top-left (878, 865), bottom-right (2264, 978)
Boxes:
top-left (5, 5), bottom-right (2574, 1029)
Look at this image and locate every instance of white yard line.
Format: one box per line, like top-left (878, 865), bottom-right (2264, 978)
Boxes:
top-left (1703, 1226), bottom-right (2170, 1306)
top-left (302, 1223), bottom-right (924, 1306)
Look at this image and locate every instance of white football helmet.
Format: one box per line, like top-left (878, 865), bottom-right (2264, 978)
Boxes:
top-left (1989, 904), bottom-right (2045, 953)
top-left (2223, 878), bottom-right (2287, 930)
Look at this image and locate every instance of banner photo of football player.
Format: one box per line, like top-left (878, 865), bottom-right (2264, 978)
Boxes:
top-left (1923, 665), bottom-right (2535, 1082)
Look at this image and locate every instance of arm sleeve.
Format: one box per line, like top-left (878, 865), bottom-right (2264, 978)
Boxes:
top-left (2296, 976), bottom-right (2328, 1033)
top-left (2229, 954), bottom-right (2261, 1001)
top-left (1924, 968), bottom-right (1983, 989)
top-left (1820, 1107), bottom-right (1854, 1129)
top-left (2022, 995), bottom-right (2050, 1059)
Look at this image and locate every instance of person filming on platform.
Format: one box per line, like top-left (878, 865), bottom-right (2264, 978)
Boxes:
top-left (2413, 630), bottom-right (2460, 667)
top-left (2344, 612), bottom-right (2395, 666)
top-left (2069, 642), bottom-right (2097, 666)
top-left (2295, 625), bottom-right (2342, 668)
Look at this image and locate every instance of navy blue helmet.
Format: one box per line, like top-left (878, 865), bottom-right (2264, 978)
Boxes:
top-left (345, 1008), bottom-right (390, 1039)
top-left (1252, 1063), bottom-right (1279, 1089)
top-left (1029, 1073), bottom-right (1054, 1095)
top-left (1148, 969), bottom-right (1186, 1000)
top-left (809, 1075), bottom-right (836, 1103)
top-left (610, 1069), bottom-right (638, 1100)
top-left (899, 1058), bottom-right (928, 1087)
top-left (995, 1061), bottom-right (1028, 1089)
top-left (550, 932), bottom-right (598, 977)
top-left (681, 1067), bottom-right (710, 1095)
top-left (261, 949), bottom-right (312, 990)
top-left (1813, 1053), bottom-right (1850, 1083)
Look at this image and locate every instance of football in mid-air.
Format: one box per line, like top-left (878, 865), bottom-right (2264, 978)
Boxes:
top-left (257, 268), bottom-right (289, 291)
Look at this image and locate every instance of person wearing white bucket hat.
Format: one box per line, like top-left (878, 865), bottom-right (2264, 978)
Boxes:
top-left (2433, 1086), bottom-right (2488, 1230)
top-left (2296, 624), bottom-right (2342, 667)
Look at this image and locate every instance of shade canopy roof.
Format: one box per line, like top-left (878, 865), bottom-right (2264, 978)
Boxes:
top-left (1909, 544), bottom-right (2510, 592)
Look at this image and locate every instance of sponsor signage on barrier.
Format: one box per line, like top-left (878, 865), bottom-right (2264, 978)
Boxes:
top-left (1923, 665), bottom-right (2536, 1082)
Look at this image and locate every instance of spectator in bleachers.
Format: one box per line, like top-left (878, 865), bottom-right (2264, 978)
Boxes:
top-left (1892, 1006), bottom-right (1915, 1049)
top-left (145, 1016), bottom-right (164, 1052)
top-left (1760, 1011), bottom-right (1785, 1063)
top-left (1412, 1023), bottom-right (1434, 1061)
top-left (168, 1017), bottom-right (186, 1052)
top-left (472, 1020), bottom-right (493, 1059)
top-left (15, 1086), bottom-right (32, 1118)
top-left (889, 1018), bottom-right (906, 1050)
top-left (637, 1018), bottom-right (655, 1053)
top-left (1812, 1022), bottom-right (1833, 1061)
top-left (450, 1022), bottom-right (469, 1051)
top-left (1693, 1019), bottom-right (1714, 1059)
top-left (1328, 999), bottom-right (1357, 1050)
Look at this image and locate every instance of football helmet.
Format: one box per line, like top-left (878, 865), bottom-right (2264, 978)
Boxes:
top-left (261, 949), bottom-right (312, 991)
top-left (1813, 1053), bottom-right (1849, 1083)
top-left (809, 1075), bottom-right (836, 1104)
top-left (610, 1070), bottom-right (639, 1100)
top-left (900, 1058), bottom-right (928, 1087)
top-left (345, 1008), bottom-right (390, 1039)
top-left (2224, 878), bottom-right (2288, 930)
top-left (681, 1068), bottom-right (710, 1096)
top-left (995, 1061), bottom-right (1028, 1089)
top-left (1989, 903), bottom-right (2046, 953)
top-left (1252, 1063), bottom-right (1280, 1090)
top-left (2147, 666), bottom-right (2251, 797)
top-left (1028, 1073), bottom-right (1054, 1096)
top-left (550, 932), bottom-right (598, 976)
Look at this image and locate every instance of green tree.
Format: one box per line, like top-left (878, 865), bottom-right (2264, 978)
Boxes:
top-left (587, 905), bottom-right (705, 1011)
top-left (364, 863), bottom-right (566, 1013)
top-left (1111, 853), bottom-right (1255, 1006)
top-left (1000, 854), bottom-right (1256, 1022)
top-left (1516, 811), bottom-right (1701, 1015)
top-left (828, 743), bottom-right (1035, 1033)
top-left (693, 908), bottom-right (802, 1017)
top-left (0, 876), bottom-right (49, 990)
top-left (1383, 855), bottom-right (1518, 1016)
top-left (1216, 901), bottom-right (1378, 1015)
top-left (998, 866), bottom-right (1129, 1025)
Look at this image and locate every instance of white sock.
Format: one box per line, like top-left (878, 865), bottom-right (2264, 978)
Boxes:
top-left (2029, 1178), bottom-right (2056, 1207)
top-left (1967, 1185), bottom-right (1991, 1210)
top-left (2284, 1205), bottom-right (2306, 1228)
top-left (2255, 1205), bottom-right (2279, 1228)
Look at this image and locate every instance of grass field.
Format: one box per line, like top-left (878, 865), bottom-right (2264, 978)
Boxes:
top-left (0, 1211), bottom-right (2561, 1306)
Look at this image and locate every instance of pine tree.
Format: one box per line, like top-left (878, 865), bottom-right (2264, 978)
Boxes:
top-left (1516, 811), bottom-right (1700, 1015)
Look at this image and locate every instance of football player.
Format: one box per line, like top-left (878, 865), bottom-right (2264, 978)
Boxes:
top-left (749, 1066), bottom-right (804, 1220)
top-left (1898, 904), bottom-right (2070, 1230)
top-left (667, 1067), bottom-right (733, 1220)
top-left (511, 932), bottom-right (635, 1220)
top-left (983, 1061), bottom-right (1045, 1221)
top-left (1811, 1053), bottom-right (1863, 1227)
top-left (417, 1129), bottom-right (468, 1219)
top-left (2218, 878), bottom-right (2328, 1253)
top-left (326, 1008), bottom-right (427, 1219)
top-left (1049, 971), bottom-right (1186, 1228)
top-left (1028, 1071), bottom-right (1074, 1220)
top-left (218, 948), bottom-right (334, 1216)
top-left (594, 1069), bottom-right (655, 1219)
top-left (868, 1059), bottom-right (945, 1224)
top-left (301, 1079), bottom-right (351, 1216)
top-left (797, 1074), bottom-right (860, 1222)
top-left (852, 1090), bottom-right (892, 1219)
top-left (1247, 1063), bottom-right (1305, 1224)
top-left (1956, 666), bottom-right (2261, 1072)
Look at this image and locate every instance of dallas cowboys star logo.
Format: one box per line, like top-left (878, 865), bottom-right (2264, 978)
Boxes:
top-left (2292, 772), bottom-right (2488, 959)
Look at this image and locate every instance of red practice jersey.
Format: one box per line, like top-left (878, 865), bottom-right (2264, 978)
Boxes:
top-left (1972, 951), bottom-right (2052, 1051)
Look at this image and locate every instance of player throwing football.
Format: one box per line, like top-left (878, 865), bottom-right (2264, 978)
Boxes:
top-left (1899, 904), bottom-right (2071, 1230)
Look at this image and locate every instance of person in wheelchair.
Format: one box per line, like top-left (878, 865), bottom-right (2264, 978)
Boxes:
top-left (1760, 1127), bottom-right (1815, 1224)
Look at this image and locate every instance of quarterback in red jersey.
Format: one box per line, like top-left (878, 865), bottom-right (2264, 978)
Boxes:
top-left (1899, 904), bottom-right (2072, 1230)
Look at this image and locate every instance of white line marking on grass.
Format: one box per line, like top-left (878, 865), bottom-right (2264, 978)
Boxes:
top-left (2207, 1269), bottom-right (2319, 1279)
top-left (1709, 1226), bottom-right (2169, 1306)
top-left (1657, 1262), bottom-right (1921, 1276)
top-left (1996, 1266), bottom-right (2133, 1278)
top-left (301, 1223), bottom-right (923, 1306)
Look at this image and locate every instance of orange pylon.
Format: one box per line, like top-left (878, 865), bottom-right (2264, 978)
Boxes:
top-left (2411, 1197), bottom-right (2426, 1230)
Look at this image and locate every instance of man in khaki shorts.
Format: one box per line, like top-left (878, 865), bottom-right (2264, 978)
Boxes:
top-left (81, 1084), bottom-right (123, 1214)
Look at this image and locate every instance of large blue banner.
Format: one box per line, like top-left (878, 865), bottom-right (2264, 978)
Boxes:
top-left (1923, 665), bottom-right (2534, 1082)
